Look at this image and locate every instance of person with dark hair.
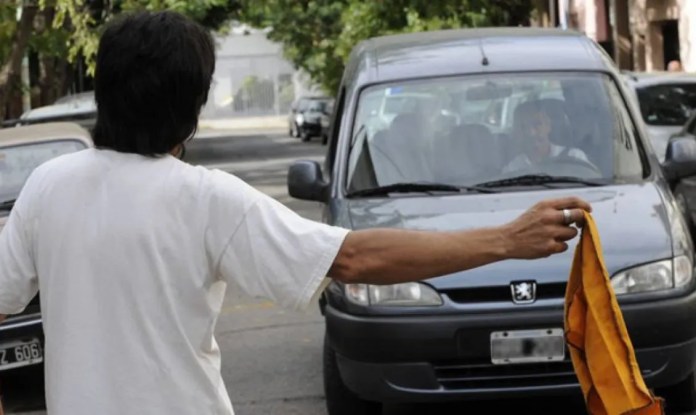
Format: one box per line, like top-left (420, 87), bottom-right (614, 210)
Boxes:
top-left (0, 10), bottom-right (590, 415)
top-left (92, 10), bottom-right (216, 156)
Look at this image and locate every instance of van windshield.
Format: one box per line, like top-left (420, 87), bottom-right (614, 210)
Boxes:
top-left (346, 72), bottom-right (646, 193)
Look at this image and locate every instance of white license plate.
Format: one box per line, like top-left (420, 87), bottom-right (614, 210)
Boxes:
top-left (491, 328), bottom-right (565, 365)
top-left (0, 339), bottom-right (43, 371)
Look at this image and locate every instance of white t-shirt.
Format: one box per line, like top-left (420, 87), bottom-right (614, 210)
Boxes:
top-left (0, 148), bottom-right (349, 415)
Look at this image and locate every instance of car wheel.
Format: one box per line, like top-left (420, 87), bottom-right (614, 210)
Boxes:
top-left (322, 134), bottom-right (328, 145)
top-left (324, 335), bottom-right (382, 415)
top-left (660, 371), bottom-right (696, 412)
top-left (301, 131), bottom-right (311, 142)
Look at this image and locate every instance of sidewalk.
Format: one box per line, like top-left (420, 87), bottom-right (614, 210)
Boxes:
top-left (198, 115), bottom-right (287, 136)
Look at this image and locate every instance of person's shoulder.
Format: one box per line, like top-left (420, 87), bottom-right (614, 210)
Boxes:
top-left (178, 164), bottom-right (261, 205)
top-left (503, 154), bottom-right (527, 171)
top-left (181, 164), bottom-right (252, 192)
top-left (27, 148), bottom-right (91, 185)
top-left (568, 147), bottom-right (589, 160)
top-left (36, 147), bottom-right (90, 170)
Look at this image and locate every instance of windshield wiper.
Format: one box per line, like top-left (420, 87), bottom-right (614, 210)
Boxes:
top-left (474, 174), bottom-right (606, 189)
top-left (347, 182), bottom-right (498, 197)
top-left (0, 199), bottom-right (16, 211)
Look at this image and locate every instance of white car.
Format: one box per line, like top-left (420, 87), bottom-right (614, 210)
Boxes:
top-left (623, 71), bottom-right (696, 162)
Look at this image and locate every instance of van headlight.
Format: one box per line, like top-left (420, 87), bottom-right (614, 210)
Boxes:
top-left (611, 255), bottom-right (693, 295)
top-left (295, 114), bottom-right (304, 125)
top-left (344, 283), bottom-right (443, 307)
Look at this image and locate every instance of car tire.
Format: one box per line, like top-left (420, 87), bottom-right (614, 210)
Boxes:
top-left (661, 371), bottom-right (696, 412)
top-left (324, 335), bottom-right (382, 415)
top-left (301, 131), bottom-right (311, 142)
top-left (322, 134), bottom-right (328, 145)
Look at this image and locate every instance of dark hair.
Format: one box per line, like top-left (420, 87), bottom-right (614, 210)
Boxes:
top-left (93, 11), bottom-right (215, 155)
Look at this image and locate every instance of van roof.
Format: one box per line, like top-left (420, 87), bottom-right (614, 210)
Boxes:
top-left (346, 27), bottom-right (609, 86)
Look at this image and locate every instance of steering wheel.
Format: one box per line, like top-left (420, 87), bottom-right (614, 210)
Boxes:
top-left (531, 155), bottom-right (603, 179)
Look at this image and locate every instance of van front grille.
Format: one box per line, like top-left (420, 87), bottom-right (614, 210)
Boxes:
top-left (441, 283), bottom-right (567, 304)
top-left (433, 359), bottom-right (577, 389)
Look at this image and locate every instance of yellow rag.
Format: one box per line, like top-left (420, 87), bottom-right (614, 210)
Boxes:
top-left (565, 212), bottom-right (664, 415)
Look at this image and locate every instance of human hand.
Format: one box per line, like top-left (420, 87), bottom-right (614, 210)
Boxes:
top-left (502, 197), bottom-right (591, 259)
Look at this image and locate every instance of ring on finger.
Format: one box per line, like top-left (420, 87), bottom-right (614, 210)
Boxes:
top-left (562, 208), bottom-right (572, 225)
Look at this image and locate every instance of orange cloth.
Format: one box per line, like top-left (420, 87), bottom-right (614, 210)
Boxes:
top-left (565, 212), bottom-right (664, 415)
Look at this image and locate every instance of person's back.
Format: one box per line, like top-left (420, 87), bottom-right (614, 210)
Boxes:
top-left (26, 150), bottom-right (236, 413)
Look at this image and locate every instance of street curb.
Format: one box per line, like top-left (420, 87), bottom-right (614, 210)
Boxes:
top-left (198, 115), bottom-right (287, 132)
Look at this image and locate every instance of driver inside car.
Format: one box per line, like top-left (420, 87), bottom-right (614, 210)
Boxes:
top-left (503, 100), bottom-right (590, 173)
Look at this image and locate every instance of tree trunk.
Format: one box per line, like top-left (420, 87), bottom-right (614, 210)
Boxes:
top-left (38, 57), bottom-right (54, 106)
top-left (0, 3), bottom-right (39, 122)
top-left (36, 3), bottom-right (61, 106)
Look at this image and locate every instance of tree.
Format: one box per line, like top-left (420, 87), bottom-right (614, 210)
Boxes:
top-left (54, 0), bottom-right (242, 77)
top-left (240, 0), bottom-right (534, 95)
top-left (0, 1), bottom-right (38, 121)
top-left (0, 0), bottom-right (242, 123)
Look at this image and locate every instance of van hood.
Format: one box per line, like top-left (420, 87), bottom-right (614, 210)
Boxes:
top-left (344, 184), bottom-right (675, 291)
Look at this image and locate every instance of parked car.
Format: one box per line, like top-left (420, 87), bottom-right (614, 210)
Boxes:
top-left (623, 73), bottom-right (696, 238)
top-left (0, 122), bottom-right (93, 379)
top-left (288, 28), bottom-right (696, 414)
top-left (287, 96), bottom-right (334, 142)
top-left (622, 71), bottom-right (696, 162)
top-left (665, 109), bottom-right (696, 238)
top-left (17, 91), bottom-right (97, 130)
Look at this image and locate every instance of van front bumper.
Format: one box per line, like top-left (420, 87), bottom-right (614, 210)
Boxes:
top-left (325, 289), bottom-right (696, 402)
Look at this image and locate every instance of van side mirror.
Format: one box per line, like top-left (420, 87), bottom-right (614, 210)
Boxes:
top-left (663, 137), bottom-right (696, 182)
top-left (287, 160), bottom-right (328, 201)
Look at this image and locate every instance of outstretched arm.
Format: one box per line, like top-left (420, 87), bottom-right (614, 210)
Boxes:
top-left (328, 197), bottom-right (589, 284)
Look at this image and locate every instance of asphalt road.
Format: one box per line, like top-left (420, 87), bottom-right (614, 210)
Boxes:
top-left (3, 130), bottom-right (692, 415)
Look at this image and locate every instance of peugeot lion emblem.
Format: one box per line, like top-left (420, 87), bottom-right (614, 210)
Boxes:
top-left (510, 281), bottom-right (537, 304)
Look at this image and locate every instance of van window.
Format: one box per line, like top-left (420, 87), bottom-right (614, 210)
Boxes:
top-left (346, 72), bottom-right (645, 193)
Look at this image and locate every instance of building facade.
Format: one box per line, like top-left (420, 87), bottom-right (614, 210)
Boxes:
top-left (200, 23), bottom-right (320, 119)
top-left (534, 0), bottom-right (695, 72)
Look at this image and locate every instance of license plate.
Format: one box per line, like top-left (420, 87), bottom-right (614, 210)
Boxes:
top-left (491, 328), bottom-right (565, 365)
top-left (0, 339), bottom-right (43, 371)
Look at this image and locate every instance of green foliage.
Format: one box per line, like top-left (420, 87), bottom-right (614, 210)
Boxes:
top-left (0, 1), bottom-right (19, 64)
top-left (51, 0), bottom-right (241, 76)
top-left (239, 0), bottom-right (534, 95)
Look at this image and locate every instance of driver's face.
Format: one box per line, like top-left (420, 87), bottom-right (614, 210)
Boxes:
top-left (518, 110), bottom-right (552, 161)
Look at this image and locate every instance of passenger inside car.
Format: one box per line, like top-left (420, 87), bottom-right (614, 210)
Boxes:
top-left (503, 100), bottom-right (590, 173)
top-left (431, 123), bottom-right (501, 182)
top-left (370, 113), bottom-right (433, 184)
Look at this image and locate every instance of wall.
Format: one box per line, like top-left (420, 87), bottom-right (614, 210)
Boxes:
top-left (200, 23), bottom-right (319, 119)
top-left (681, 0), bottom-right (696, 71)
top-left (568, 0), bottom-right (609, 41)
top-left (629, 0), bottom-right (690, 71)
